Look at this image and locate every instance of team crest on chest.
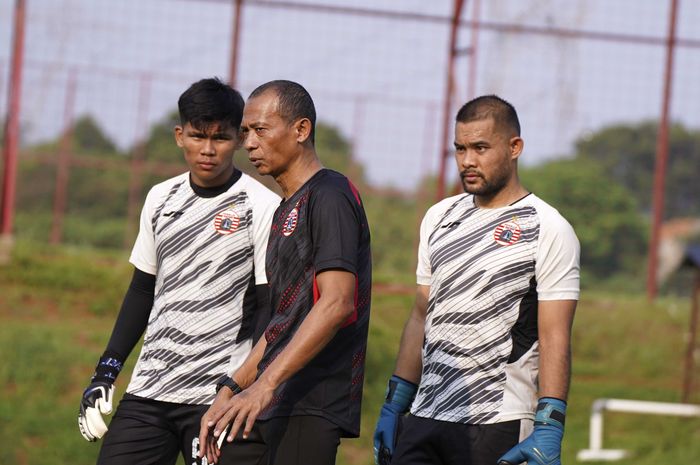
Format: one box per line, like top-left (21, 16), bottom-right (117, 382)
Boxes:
top-left (213, 209), bottom-right (240, 235)
top-left (282, 207), bottom-right (299, 237)
top-left (493, 220), bottom-right (521, 246)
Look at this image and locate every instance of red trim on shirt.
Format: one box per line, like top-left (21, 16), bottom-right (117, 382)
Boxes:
top-left (313, 272), bottom-right (358, 328)
top-left (347, 179), bottom-right (361, 206)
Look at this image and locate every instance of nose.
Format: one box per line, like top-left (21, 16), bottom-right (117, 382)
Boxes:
top-left (201, 138), bottom-right (215, 156)
top-left (457, 149), bottom-right (476, 169)
top-left (242, 131), bottom-right (256, 151)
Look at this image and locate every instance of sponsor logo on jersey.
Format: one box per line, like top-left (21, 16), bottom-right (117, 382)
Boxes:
top-left (494, 221), bottom-right (521, 246)
top-left (214, 209), bottom-right (240, 235)
top-left (283, 208), bottom-right (299, 236)
top-left (162, 210), bottom-right (184, 219)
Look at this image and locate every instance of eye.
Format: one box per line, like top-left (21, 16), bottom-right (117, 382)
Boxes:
top-left (255, 127), bottom-right (265, 134)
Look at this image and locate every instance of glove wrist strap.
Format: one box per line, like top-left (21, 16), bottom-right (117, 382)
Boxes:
top-left (91, 351), bottom-right (124, 384)
top-left (534, 397), bottom-right (567, 429)
top-left (386, 375), bottom-right (418, 412)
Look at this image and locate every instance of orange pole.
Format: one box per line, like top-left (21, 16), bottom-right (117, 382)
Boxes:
top-left (682, 272), bottom-right (700, 402)
top-left (647, 0), bottom-right (679, 300)
top-left (229, 0), bottom-right (244, 88)
top-left (124, 75), bottom-right (152, 248)
top-left (466, 0), bottom-right (480, 101)
top-left (436, 0), bottom-right (465, 201)
top-left (0, 0), bottom-right (27, 262)
top-left (50, 72), bottom-right (77, 245)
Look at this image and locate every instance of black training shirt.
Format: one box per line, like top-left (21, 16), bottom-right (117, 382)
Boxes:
top-left (257, 169), bottom-right (372, 437)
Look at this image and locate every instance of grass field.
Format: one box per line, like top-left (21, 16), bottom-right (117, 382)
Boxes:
top-left (1, 240), bottom-right (699, 464)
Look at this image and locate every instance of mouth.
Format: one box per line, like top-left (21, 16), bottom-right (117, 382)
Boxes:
top-left (461, 171), bottom-right (481, 182)
top-left (197, 161), bottom-right (216, 170)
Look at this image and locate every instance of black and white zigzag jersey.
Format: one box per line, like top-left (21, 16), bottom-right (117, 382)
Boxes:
top-left (125, 171), bottom-right (280, 405)
top-left (411, 193), bottom-right (579, 424)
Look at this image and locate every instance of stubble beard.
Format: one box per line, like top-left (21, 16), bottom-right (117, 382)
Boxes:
top-left (460, 167), bottom-right (510, 199)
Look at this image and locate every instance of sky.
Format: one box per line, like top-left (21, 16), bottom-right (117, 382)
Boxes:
top-left (1, 0), bottom-right (699, 189)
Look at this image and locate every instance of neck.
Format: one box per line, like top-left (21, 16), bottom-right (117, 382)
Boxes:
top-left (275, 150), bottom-right (323, 199)
top-left (474, 180), bottom-right (529, 209)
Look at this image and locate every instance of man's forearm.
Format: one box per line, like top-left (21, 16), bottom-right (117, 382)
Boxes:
top-left (538, 339), bottom-right (571, 400)
top-left (393, 311), bottom-right (426, 384)
top-left (257, 291), bottom-right (353, 390)
top-left (393, 285), bottom-right (429, 384)
top-left (104, 267), bottom-right (155, 363)
top-left (537, 299), bottom-right (577, 400)
top-left (232, 336), bottom-right (268, 389)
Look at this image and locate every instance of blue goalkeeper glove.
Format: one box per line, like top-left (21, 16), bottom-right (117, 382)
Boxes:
top-left (373, 375), bottom-right (418, 465)
top-left (498, 397), bottom-right (567, 465)
top-left (78, 352), bottom-right (123, 441)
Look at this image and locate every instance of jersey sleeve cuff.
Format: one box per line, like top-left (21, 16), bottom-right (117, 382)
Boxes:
top-left (315, 258), bottom-right (357, 275)
top-left (129, 257), bottom-right (157, 276)
top-left (537, 290), bottom-right (579, 300)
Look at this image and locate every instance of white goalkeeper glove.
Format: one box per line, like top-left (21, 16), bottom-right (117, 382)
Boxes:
top-left (78, 353), bottom-right (123, 441)
top-left (78, 381), bottom-right (115, 441)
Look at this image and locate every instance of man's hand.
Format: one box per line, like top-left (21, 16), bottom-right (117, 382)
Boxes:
top-left (373, 375), bottom-right (418, 465)
top-left (498, 397), bottom-right (566, 465)
top-left (78, 381), bottom-right (115, 441)
top-left (198, 378), bottom-right (274, 464)
top-left (78, 353), bottom-right (122, 442)
top-left (199, 387), bottom-right (236, 464)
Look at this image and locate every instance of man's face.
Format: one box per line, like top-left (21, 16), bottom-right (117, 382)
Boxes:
top-left (453, 118), bottom-right (520, 198)
top-left (174, 122), bottom-right (238, 188)
top-left (240, 91), bottom-right (300, 178)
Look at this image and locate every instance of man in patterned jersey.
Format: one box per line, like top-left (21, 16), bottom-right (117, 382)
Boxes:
top-left (77, 77), bottom-right (280, 465)
top-left (198, 80), bottom-right (372, 465)
top-left (373, 95), bottom-right (580, 465)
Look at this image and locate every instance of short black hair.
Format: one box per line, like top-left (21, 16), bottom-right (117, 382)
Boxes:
top-left (249, 80), bottom-right (317, 144)
top-left (455, 95), bottom-right (520, 137)
top-left (178, 77), bottom-right (244, 131)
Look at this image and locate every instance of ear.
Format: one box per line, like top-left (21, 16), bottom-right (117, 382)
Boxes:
top-left (174, 125), bottom-right (184, 148)
top-left (509, 136), bottom-right (524, 161)
top-left (294, 118), bottom-right (312, 144)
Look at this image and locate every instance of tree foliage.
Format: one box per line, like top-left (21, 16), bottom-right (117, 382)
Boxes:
top-left (71, 116), bottom-right (119, 155)
top-left (575, 121), bottom-right (700, 218)
top-left (521, 158), bottom-right (648, 281)
top-left (15, 110), bottom-right (696, 286)
top-left (142, 110), bottom-right (184, 165)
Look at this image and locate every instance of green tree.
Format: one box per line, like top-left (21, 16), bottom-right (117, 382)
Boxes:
top-left (71, 115), bottom-right (119, 155)
top-left (575, 121), bottom-right (700, 218)
top-left (315, 124), bottom-right (366, 185)
top-left (521, 158), bottom-right (648, 283)
top-left (142, 110), bottom-right (183, 164)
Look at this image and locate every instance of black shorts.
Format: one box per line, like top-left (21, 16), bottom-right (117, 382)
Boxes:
top-left (218, 415), bottom-right (341, 465)
top-left (97, 394), bottom-right (267, 465)
top-left (391, 414), bottom-right (528, 465)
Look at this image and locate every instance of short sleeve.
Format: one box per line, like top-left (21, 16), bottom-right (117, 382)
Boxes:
top-left (416, 209), bottom-right (434, 286)
top-left (415, 197), bottom-right (460, 286)
top-left (250, 184), bottom-right (281, 285)
top-left (310, 183), bottom-right (360, 275)
top-left (535, 208), bottom-right (580, 301)
top-left (128, 187), bottom-right (158, 275)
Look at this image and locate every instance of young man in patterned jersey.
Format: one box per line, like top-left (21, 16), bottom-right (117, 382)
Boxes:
top-left (77, 77), bottom-right (280, 465)
top-left (373, 95), bottom-right (580, 465)
top-left (198, 80), bottom-right (372, 465)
